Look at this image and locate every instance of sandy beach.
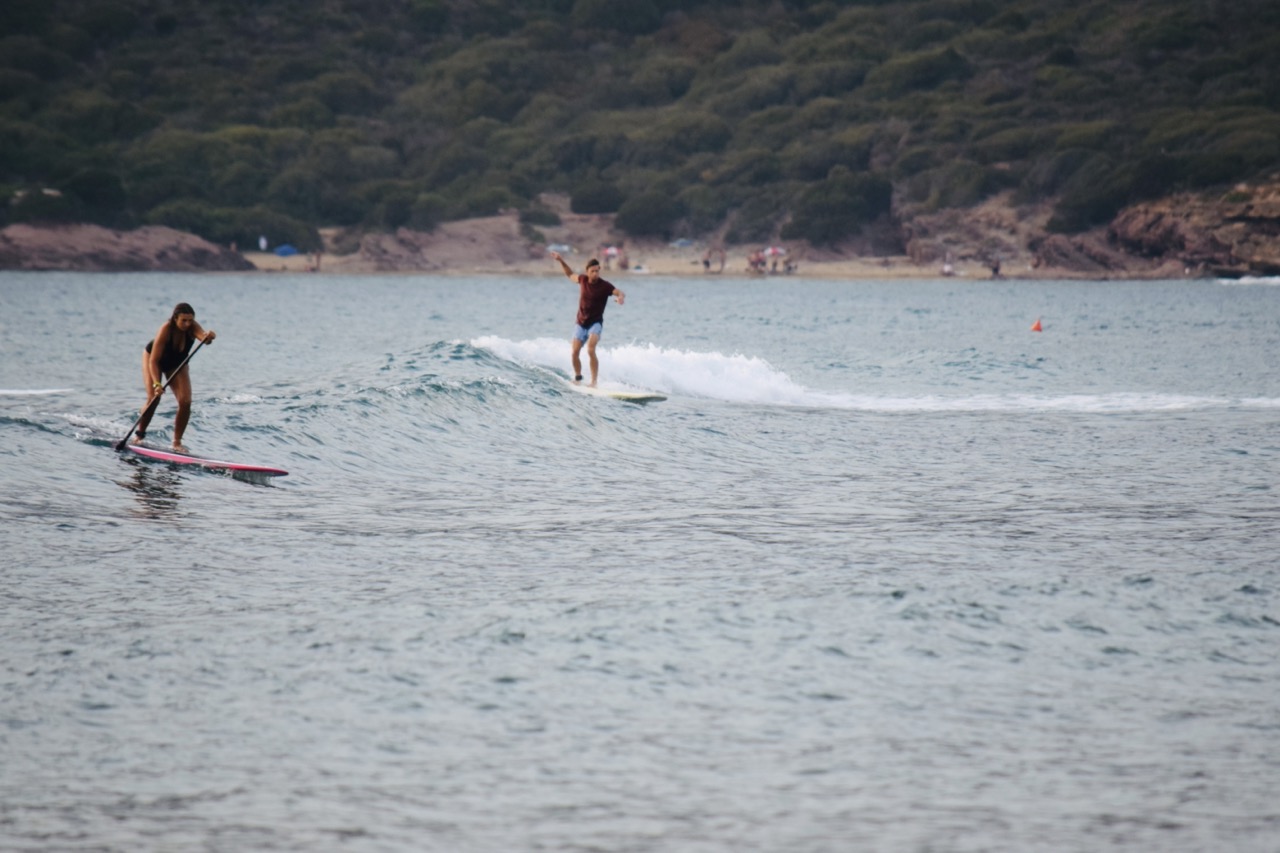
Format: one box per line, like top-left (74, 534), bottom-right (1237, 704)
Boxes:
top-left (240, 246), bottom-right (1018, 280)
top-left (0, 190), bottom-right (1216, 280)
top-left (239, 197), bottom-right (1114, 280)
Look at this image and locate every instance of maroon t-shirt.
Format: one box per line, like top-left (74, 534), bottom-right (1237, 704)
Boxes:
top-left (576, 274), bottom-right (616, 328)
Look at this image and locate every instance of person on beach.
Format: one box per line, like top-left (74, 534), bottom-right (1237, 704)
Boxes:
top-left (134, 302), bottom-right (215, 452)
top-left (550, 251), bottom-right (625, 387)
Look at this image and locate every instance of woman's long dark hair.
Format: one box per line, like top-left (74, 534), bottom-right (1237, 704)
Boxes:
top-left (167, 302), bottom-right (196, 351)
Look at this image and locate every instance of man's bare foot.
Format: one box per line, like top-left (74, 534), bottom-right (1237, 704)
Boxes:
top-left (131, 433), bottom-right (146, 445)
top-left (171, 443), bottom-right (189, 454)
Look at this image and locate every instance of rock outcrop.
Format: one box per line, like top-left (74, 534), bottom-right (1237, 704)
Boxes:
top-left (0, 224), bottom-right (253, 272)
top-left (899, 177), bottom-right (1280, 278)
top-left (1108, 180), bottom-right (1280, 277)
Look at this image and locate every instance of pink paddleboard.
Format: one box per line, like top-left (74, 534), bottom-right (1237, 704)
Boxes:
top-left (124, 444), bottom-right (288, 476)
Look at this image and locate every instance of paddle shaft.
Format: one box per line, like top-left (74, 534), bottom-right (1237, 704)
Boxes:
top-left (114, 337), bottom-right (206, 451)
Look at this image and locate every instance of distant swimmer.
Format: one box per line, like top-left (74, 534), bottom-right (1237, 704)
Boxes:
top-left (551, 251), bottom-right (625, 388)
top-left (134, 302), bottom-right (215, 453)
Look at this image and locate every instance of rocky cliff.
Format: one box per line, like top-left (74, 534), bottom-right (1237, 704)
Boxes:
top-left (0, 224), bottom-right (253, 272)
top-left (1108, 180), bottom-right (1280, 278)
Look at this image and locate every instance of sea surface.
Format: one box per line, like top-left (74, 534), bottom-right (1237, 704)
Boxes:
top-left (2, 270), bottom-right (1278, 852)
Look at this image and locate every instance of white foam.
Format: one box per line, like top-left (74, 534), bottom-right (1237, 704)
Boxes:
top-left (0, 388), bottom-right (74, 396)
top-left (1218, 276), bottom-right (1280, 286)
top-left (473, 336), bottom-right (1280, 413)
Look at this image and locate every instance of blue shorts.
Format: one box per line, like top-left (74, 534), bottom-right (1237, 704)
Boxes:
top-left (572, 322), bottom-right (603, 342)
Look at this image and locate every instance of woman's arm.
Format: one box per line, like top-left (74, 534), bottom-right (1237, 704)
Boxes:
top-left (147, 323), bottom-right (168, 391)
top-left (192, 321), bottom-right (216, 344)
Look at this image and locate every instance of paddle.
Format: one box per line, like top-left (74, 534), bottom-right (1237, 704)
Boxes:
top-left (114, 338), bottom-right (206, 451)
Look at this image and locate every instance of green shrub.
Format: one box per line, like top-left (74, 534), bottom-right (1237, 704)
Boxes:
top-left (914, 0), bottom-right (1000, 26)
top-left (127, 171), bottom-right (208, 212)
top-left (783, 132), bottom-right (874, 180)
top-left (706, 30), bottom-right (783, 79)
top-left (788, 26), bottom-right (884, 65)
top-left (630, 56), bottom-right (698, 105)
top-left (144, 198), bottom-right (227, 237)
top-left (1045, 44), bottom-right (1078, 67)
top-left (222, 205), bottom-right (320, 251)
top-left (268, 98), bottom-right (334, 130)
top-left (265, 168), bottom-right (326, 220)
top-left (553, 132), bottom-right (629, 173)
top-left (75, 3), bottom-right (140, 41)
top-left (0, 69), bottom-right (41, 103)
top-left (213, 161), bottom-right (271, 207)
top-left (454, 184), bottom-right (520, 218)
top-left (0, 0), bottom-right (52, 36)
top-left (726, 193), bottom-right (783, 245)
top-left (864, 46), bottom-right (971, 97)
top-left (709, 148), bottom-right (782, 186)
top-left (570, 179), bottom-right (624, 214)
top-left (425, 143), bottom-right (490, 187)
top-left (1188, 56), bottom-right (1246, 86)
top-left (1054, 120), bottom-right (1118, 151)
top-left (788, 96), bottom-right (849, 133)
top-left (1032, 66), bottom-right (1112, 104)
top-left (44, 90), bottom-right (155, 142)
top-left (900, 160), bottom-right (996, 210)
top-left (1019, 148), bottom-right (1097, 199)
top-left (615, 190), bottom-right (685, 238)
top-left (1132, 13), bottom-right (1209, 53)
top-left (1046, 154), bottom-right (1128, 232)
top-left (8, 187), bottom-right (80, 223)
top-left (972, 125), bottom-right (1053, 163)
top-left (411, 193), bottom-right (447, 230)
top-left (891, 145), bottom-right (939, 178)
top-left (782, 167), bottom-right (891, 244)
top-left (0, 119), bottom-right (72, 176)
top-left (571, 0), bottom-right (661, 34)
top-left (706, 67), bottom-right (795, 117)
top-left (451, 0), bottom-right (520, 37)
top-left (629, 112), bottom-right (732, 165)
top-left (900, 20), bottom-right (961, 50)
top-left (365, 184), bottom-right (418, 229)
top-left (347, 145), bottom-right (401, 182)
top-left (0, 35), bottom-right (73, 80)
top-left (520, 203), bottom-right (561, 226)
top-left (62, 168), bottom-right (128, 225)
top-left (677, 184), bottom-right (733, 234)
top-left (792, 62), bottom-right (870, 102)
top-left (731, 106), bottom-right (801, 152)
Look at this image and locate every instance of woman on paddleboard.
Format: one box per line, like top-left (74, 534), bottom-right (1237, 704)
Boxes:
top-left (550, 251), bottom-right (625, 387)
top-left (133, 302), bottom-right (215, 453)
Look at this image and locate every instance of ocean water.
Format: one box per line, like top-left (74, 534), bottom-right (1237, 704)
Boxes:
top-left (2, 270), bottom-right (1278, 852)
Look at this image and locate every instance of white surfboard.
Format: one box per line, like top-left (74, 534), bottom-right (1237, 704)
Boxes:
top-left (564, 380), bottom-right (666, 404)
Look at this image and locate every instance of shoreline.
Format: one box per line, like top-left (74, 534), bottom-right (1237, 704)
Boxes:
top-left (0, 214), bottom-right (1215, 281)
top-left (240, 251), bottom-right (1191, 281)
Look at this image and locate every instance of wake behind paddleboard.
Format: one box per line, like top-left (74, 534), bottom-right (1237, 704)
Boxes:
top-left (564, 380), bottom-right (666, 404)
top-left (123, 443), bottom-right (288, 476)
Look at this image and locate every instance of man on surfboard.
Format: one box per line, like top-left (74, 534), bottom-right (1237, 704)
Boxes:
top-left (134, 302), bottom-right (215, 453)
top-left (551, 251), bottom-right (625, 387)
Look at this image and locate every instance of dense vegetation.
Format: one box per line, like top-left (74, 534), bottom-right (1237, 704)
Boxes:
top-left (3, 0), bottom-right (1278, 251)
